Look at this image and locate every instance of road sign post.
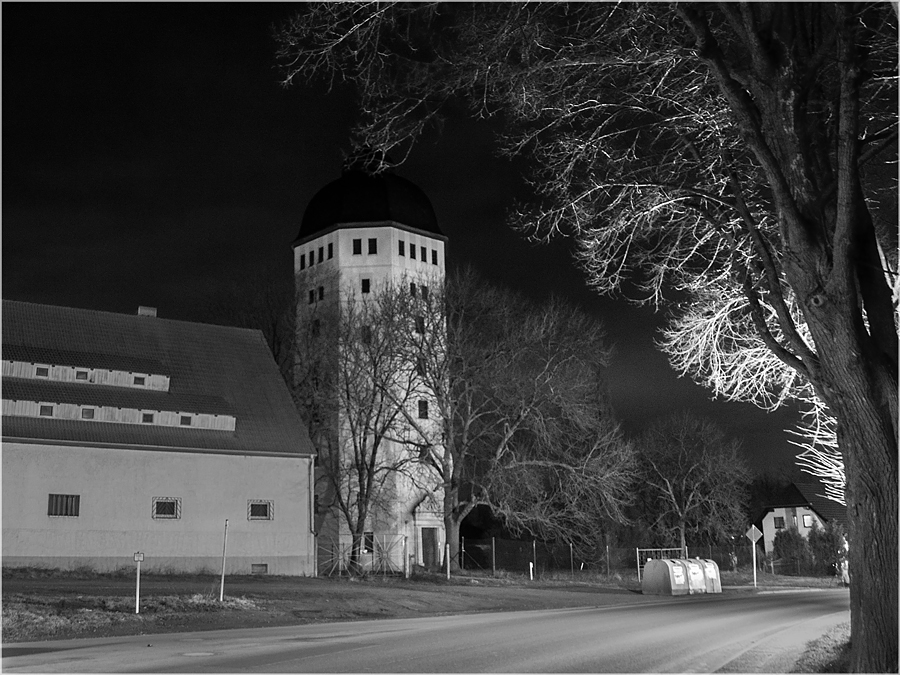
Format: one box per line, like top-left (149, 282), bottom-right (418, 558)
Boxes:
top-left (745, 525), bottom-right (763, 589)
top-left (134, 552), bottom-right (144, 614)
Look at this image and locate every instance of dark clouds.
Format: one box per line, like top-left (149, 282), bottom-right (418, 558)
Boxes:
top-left (2, 3), bottom-right (802, 475)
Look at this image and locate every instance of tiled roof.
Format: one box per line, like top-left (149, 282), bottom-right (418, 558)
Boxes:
top-left (2, 300), bottom-right (314, 457)
top-left (794, 482), bottom-right (848, 527)
top-left (760, 481), bottom-right (848, 527)
top-left (3, 343), bottom-right (166, 375)
top-left (3, 379), bottom-right (234, 416)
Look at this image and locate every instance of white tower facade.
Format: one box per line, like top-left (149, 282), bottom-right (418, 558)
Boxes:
top-left (294, 164), bottom-right (447, 574)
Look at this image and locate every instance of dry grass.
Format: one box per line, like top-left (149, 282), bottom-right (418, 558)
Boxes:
top-left (790, 621), bottom-right (851, 673)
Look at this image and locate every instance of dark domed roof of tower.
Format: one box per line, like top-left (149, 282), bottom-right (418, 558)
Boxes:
top-left (296, 163), bottom-right (442, 244)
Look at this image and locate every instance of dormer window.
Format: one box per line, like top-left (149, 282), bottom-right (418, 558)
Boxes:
top-left (81, 407), bottom-right (96, 420)
top-left (133, 375), bottom-right (146, 386)
top-left (39, 404), bottom-right (54, 417)
top-left (180, 415), bottom-right (192, 427)
top-left (35, 365), bottom-right (50, 378)
top-left (142, 412), bottom-right (155, 424)
top-left (75, 370), bottom-right (89, 381)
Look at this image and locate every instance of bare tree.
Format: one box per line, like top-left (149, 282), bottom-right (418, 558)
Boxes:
top-left (294, 269), bottom-right (433, 574)
top-left (386, 268), bottom-right (635, 570)
top-left (277, 5), bottom-right (897, 667)
top-left (637, 413), bottom-right (751, 556)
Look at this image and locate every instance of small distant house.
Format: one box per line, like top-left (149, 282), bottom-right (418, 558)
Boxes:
top-left (2, 300), bottom-right (317, 575)
top-left (758, 482), bottom-right (848, 555)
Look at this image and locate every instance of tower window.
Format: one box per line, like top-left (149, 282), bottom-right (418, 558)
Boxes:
top-left (318, 247), bottom-right (324, 263)
top-left (312, 319), bottom-right (321, 337)
top-left (361, 325), bottom-right (372, 344)
top-left (416, 357), bottom-right (426, 377)
top-left (410, 283), bottom-right (417, 297)
top-left (418, 400), bottom-right (429, 419)
top-left (410, 244), bottom-right (416, 259)
top-left (353, 239), bottom-right (362, 255)
top-left (368, 238), bottom-right (378, 254)
top-left (399, 240), bottom-right (405, 256)
top-left (432, 250), bottom-right (438, 265)
top-left (421, 285), bottom-right (429, 300)
top-left (309, 290), bottom-right (315, 305)
top-left (328, 243), bottom-right (334, 259)
top-left (300, 253), bottom-right (306, 270)
top-left (415, 316), bottom-right (425, 334)
top-left (309, 250), bottom-right (315, 266)
top-left (362, 278), bottom-right (371, 294)
top-left (318, 286), bottom-right (325, 301)
top-left (420, 247), bottom-right (427, 262)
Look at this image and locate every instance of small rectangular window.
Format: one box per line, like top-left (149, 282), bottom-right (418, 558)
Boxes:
top-left (410, 244), bottom-right (416, 259)
top-left (418, 399), bottom-right (429, 419)
top-left (39, 404), bottom-right (54, 417)
top-left (416, 357), bottom-right (426, 377)
top-left (142, 412), bottom-right (155, 424)
top-left (180, 415), bottom-right (192, 426)
top-left (133, 375), bottom-right (146, 386)
top-left (328, 243), bottom-right (334, 259)
top-left (318, 286), bottom-right (325, 300)
top-left (309, 290), bottom-right (315, 305)
top-left (362, 278), bottom-right (371, 294)
top-left (399, 240), bottom-right (405, 256)
top-left (432, 249), bottom-right (438, 265)
top-left (368, 238), bottom-right (378, 254)
top-left (364, 531), bottom-right (375, 553)
top-left (420, 247), bottom-right (427, 262)
top-left (312, 319), bottom-right (321, 337)
top-left (35, 365), bottom-right (50, 378)
top-left (361, 325), bottom-right (372, 344)
top-left (152, 497), bottom-right (181, 519)
top-left (75, 370), bottom-right (89, 381)
top-left (802, 514), bottom-right (814, 528)
top-left (421, 285), bottom-right (428, 300)
top-left (300, 253), bottom-right (306, 270)
top-left (48, 493), bottom-right (80, 517)
top-left (415, 316), bottom-right (425, 334)
top-left (353, 239), bottom-right (362, 255)
top-left (318, 247), bottom-right (324, 263)
top-left (410, 282), bottom-right (417, 297)
top-left (251, 563), bottom-right (269, 575)
top-left (81, 407), bottom-right (96, 420)
top-left (774, 516), bottom-right (785, 529)
top-left (249, 500), bottom-right (274, 520)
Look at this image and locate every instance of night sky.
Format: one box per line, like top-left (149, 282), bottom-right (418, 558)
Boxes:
top-left (3, 3), bottom-right (802, 476)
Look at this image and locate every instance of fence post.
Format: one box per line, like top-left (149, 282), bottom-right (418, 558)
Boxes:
top-left (491, 537), bottom-right (496, 577)
top-left (446, 543), bottom-right (450, 580)
top-left (606, 544), bottom-right (610, 579)
top-left (532, 540), bottom-right (537, 578)
top-left (461, 537), bottom-right (465, 571)
top-left (636, 548), bottom-right (640, 582)
top-left (570, 542), bottom-right (574, 577)
top-left (404, 535), bottom-right (409, 579)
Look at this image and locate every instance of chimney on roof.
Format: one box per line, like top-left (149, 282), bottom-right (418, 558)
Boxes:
top-left (137, 306), bottom-right (157, 318)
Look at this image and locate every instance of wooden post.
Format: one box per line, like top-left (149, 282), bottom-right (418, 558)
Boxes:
top-left (570, 542), bottom-right (574, 577)
top-left (491, 537), bottom-right (496, 577)
top-left (461, 537), bottom-right (465, 571)
top-left (219, 519), bottom-right (228, 602)
top-left (445, 543), bottom-right (450, 580)
top-left (532, 540), bottom-right (537, 578)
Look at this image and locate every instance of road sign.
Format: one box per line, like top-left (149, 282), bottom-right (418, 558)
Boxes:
top-left (745, 525), bottom-right (762, 543)
top-left (134, 552), bottom-right (144, 562)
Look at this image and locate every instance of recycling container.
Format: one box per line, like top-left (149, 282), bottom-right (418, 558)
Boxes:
top-left (641, 558), bottom-right (690, 596)
top-left (696, 558), bottom-right (722, 593)
top-left (681, 558), bottom-right (707, 594)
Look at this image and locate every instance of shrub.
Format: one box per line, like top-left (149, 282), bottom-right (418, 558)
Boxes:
top-left (773, 527), bottom-right (812, 575)
top-left (808, 520), bottom-right (847, 576)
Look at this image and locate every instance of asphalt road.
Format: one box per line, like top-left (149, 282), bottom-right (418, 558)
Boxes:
top-left (3, 589), bottom-right (849, 673)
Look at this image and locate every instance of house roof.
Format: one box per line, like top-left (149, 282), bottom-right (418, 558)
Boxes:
top-left (2, 300), bottom-right (314, 457)
top-left (759, 481), bottom-right (848, 528)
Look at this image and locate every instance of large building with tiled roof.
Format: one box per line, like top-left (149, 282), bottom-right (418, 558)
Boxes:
top-left (2, 300), bottom-right (317, 575)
